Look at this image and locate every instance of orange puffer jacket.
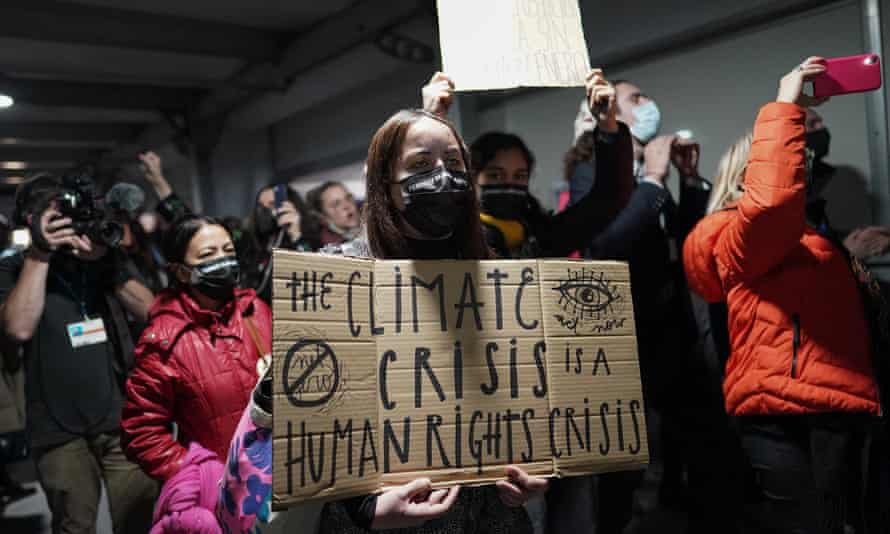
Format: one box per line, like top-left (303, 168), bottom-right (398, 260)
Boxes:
top-left (683, 102), bottom-right (879, 417)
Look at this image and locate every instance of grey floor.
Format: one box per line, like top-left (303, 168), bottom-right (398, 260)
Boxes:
top-left (1, 460), bottom-right (113, 534)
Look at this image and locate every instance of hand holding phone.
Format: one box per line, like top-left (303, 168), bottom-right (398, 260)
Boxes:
top-left (813, 54), bottom-right (882, 97)
top-left (274, 184), bottom-right (287, 211)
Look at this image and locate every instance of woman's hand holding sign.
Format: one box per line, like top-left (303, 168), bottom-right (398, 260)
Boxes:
top-left (371, 464), bottom-right (546, 528)
top-left (372, 478), bottom-right (460, 529)
top-left (495, 465), bottom-right (549, 508)
top-left (586, 68), bottom-right (618, 133)
top-left (422, 72), bottom-right (456, 117)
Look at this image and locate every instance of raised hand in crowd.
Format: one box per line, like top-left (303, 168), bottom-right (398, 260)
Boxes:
top-left (139, 150), bottom-right (173, 200)
top-left (371, 479), bottom-right (461, 529)
top-left (585, 68), bottom-right (618, 133)
top-left (672, 138), bottom-right (701, 179)
top-left (276, 200), bottom-right (303, 242)
top-left (844, 225), bottom-right (890, 260)
top-left (643, 134), bottom-right (678, 186)
top-left (140, 150), bottom-right (191, 223)
top-left (422, 71), bottom-right (456, 117)
top-left (777, 56), bottom-right (829, 106)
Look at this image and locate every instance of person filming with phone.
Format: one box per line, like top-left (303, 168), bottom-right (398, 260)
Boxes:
top-left (0, 172), bottom-right (158, 534)
top-left (684, 56), bottom-right (883, 533)
top-left (243, 184), bottom-right (320, 303)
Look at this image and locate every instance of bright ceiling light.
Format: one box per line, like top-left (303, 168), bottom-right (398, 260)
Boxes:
top-left (0, 162), bottom-right (27, 170)
top-left (0, 94), bottom-right (13, 109)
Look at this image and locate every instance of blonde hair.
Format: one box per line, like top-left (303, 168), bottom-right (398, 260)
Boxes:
top-left (707, 131), bottom-right (753, 214)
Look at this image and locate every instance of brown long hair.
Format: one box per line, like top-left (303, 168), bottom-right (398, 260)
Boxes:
top-left (364, 109), bottom-right (492, 260)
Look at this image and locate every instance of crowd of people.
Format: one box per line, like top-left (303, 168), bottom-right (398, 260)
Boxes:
top-left (0, 56), bottom-right (890, 534)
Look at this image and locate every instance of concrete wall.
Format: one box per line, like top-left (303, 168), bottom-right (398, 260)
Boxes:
top-left (205, 126), bottom-right (273, 217)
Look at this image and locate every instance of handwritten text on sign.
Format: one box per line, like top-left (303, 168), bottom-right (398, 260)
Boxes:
top-left (271, 252), bottom-right (648, 509)
top-left (437, 0), bottom-right (592, 91)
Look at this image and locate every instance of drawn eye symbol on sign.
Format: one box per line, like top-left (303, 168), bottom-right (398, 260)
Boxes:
top-left (553, 269), bottom-right (620, 320)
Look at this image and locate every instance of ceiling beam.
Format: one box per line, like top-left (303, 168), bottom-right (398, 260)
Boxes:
top-left (0, 77), bottom-right (202, 111)
top-left (0, 168), bottom-right (62, 179)
top-left (106, 0), bottom-right (431, 162)
top-left (0, 122), bottom-right (141, 143)
top-left (0, 161), bottom-right (74, 171)
top-left (0, 1), bottom-right (286, 61)
top-left (0, 146), bottom-right (99, 163)
top-left (197, 0), bottom-right (427, 117)
top-left (0, 103), bottom-right (162, 124)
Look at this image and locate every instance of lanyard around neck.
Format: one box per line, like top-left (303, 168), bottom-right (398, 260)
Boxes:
top-left (52, 268), bottom-right (91, 318)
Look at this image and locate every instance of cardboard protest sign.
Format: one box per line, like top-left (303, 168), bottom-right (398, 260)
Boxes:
top-left (436, 0), bottom-right (592, 91)
top-left (272, 250), bottom-right (647, 509)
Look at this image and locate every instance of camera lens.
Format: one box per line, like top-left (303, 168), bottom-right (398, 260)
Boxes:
top-left (98, 220), bottom-right (123, 249)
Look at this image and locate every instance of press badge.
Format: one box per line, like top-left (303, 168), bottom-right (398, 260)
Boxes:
top-left (66, 318), bottom-right (108, 349)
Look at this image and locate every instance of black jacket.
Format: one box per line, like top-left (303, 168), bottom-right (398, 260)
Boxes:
top-left (570, 174), bottom-right (710, 401)
top-left (483, 124), bottom-right (635, 258)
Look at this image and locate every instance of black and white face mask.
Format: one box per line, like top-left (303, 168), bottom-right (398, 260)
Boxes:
top-left (186, 255), bottom-right (240, 301)
top-left (398, 167), bottom-right (471, 239)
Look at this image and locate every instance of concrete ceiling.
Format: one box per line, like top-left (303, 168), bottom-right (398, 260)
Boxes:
top-left (0, 0), bottom-right (435, 188)
top-left (64, 0), bottom-right (358, 31)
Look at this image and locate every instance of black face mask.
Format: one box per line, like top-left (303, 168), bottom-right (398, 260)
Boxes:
top-left (254, 207), bottom-right (278, 237)
top-left (805, 128), bottom-right (830, 161)
top-left (186, 256), bottom-right (240, 302)
top-left (479, 184), bottom-right (530, 221)
top-left (399, 167), bottom-right (471, 239)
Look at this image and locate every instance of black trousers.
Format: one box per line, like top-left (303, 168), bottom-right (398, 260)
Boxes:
top-left (738, 415), bottom-right (878, 534)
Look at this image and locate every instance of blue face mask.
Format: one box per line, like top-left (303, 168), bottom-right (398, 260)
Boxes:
top-left (630, 101), bottom-right (661, 143)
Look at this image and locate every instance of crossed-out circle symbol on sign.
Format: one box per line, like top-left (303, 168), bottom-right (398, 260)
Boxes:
top-left (282, 339), bottom-right (340, 408)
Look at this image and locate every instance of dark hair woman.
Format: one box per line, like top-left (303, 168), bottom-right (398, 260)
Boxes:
top-left (306, 181), bottom-right (361, 247)
top-left (121, 214), bottom-right (272, 481)
top-left (215, 109), bottom-right (547, 533)
top-left (243, 184), bottom-right (320, 302)
top-left (321, 109), bottom-right (546, 533)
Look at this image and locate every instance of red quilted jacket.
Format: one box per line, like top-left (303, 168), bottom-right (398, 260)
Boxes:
top-left (122, 288), bottom-right (271, 481)
top-left (683, 102), bottom-right (879, 417)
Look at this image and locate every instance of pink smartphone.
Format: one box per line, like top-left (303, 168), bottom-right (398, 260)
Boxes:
top-left (812, 54), bottom-right (882, 97)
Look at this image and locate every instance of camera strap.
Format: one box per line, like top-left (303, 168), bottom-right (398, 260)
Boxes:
top-left (52, 269), bottom-right (90, 319)
top-left (103, 290), bottom-right (135, 387)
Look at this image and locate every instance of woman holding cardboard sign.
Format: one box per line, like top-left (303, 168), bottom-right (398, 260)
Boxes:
top-left (218, 68), bottom-right (616, 534)
top-left (218, 112), bottom-right (544, 533)
top-left (318, 68), bottom-right (621, 533)
top-left (319, 109), bottom-right (547, 533)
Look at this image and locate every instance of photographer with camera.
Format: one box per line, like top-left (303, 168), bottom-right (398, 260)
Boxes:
top-left (0, 173), bottom-right (158, 534)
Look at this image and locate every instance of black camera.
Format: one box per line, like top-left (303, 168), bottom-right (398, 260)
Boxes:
top-left (29, 168), bottom-right (124, 251)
